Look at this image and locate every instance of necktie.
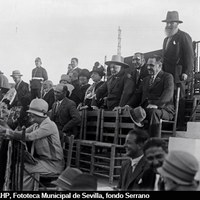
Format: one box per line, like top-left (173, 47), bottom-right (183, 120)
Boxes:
top-left (165, 37), bottom-right (172, 50)
top-left (55, 101), bottom-right (60, 114)
top-left (136, 69), bottom-right (140, 84)
top-left (149, 75), bottom-right (154, 86)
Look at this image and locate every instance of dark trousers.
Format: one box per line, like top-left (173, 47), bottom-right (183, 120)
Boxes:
top-left (31, 88), bottom-right (41, 99)
top-left (145, 108), bottom-right (173, 137)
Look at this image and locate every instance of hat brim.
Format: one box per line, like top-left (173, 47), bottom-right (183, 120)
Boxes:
top-left (127, 107), bottom-right (144, 127)
top-left (10, 74), bottom-right (23, 77)
top-left (157, 167), bottom-right (193, 185)
top-left (105, 61), bottom-right (129, 68)
top-left (27, 110), bottom-right (47, 117)
top-left (162, 19), bottom-right (183, 23)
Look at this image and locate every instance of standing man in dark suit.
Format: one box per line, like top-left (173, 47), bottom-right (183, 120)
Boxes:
top-left (50, 84), bottom-right (81, 143)
top-left (162, 11), bottom-right (194, 130)
top-left (30, 57), bottom-right (48, 99)
top-left (128, 56), bottom-right (174, 137)
top-left (10, 70), bottom-right (30, 107)
top-left (116, 128), bottom-right (149, 191)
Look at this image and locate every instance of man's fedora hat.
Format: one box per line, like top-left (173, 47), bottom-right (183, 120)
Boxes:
top-left (162, 11), bottom-right (183, 23)
top-left (105, 55), bottom-right (129, 68)
top-left (10, 70), bottom-right (23, 77)
top-left (127, 106), bottom-right (146, 127)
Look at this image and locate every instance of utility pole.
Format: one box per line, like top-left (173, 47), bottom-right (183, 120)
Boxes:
top-left (117, 26), bottom-right (121, 56)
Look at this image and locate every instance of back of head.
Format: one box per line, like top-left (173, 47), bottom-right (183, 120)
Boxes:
top-left (71, 174), bottom-right (98, 191)
top-left (128, 127), bottom-right (149, 145)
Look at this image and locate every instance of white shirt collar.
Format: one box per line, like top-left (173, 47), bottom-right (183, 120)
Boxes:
top-left (130, 155), bottom-right (143, 167)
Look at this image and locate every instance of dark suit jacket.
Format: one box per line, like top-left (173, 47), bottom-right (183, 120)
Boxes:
top-left (130, 70), bottom-right (175, 115)
top-left (162, 29), bottom-right (194, 83)
top-left (43, 88), bottom-right (55, 111)
top-left (95, 69), bottom-right (134, 110)
top-left (50, 97), bottom-right (81, 136)
top-left (12, 80), bottom-right (30, 107)
top-left (138, 168), bottom-right (165, 191)
top-left (117, 156), bottom-right (149, 191)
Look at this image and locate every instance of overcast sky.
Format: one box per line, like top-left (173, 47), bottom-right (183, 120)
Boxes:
top-left (0, 0), bottom-right (200, 84)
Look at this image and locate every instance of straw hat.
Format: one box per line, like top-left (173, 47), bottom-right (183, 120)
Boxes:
top-left (10, 70), bottom-right (23, 77)
top-left (105, 55), bottom-right (129, 68)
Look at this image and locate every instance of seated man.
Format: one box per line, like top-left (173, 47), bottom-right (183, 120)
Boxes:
top-left (0, 98), bottom-right (64, 191)
top-left (127, 56), bottom-right (175, 137)
top-left (94, 55), bottom-right (131, 110)
top-left (51, 84), bottom-right (81, 143)
top-left (116, 128), bottom-right (149, 191)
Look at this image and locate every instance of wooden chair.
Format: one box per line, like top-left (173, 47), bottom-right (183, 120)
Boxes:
top-left (92, 110), bottom-right (128, 184)
top-left (118, 110), bottom-right (136, 145)
top-left (159, 87), bottom-right (180, 138)
top-left (74, 109), bottom-right (101, 173)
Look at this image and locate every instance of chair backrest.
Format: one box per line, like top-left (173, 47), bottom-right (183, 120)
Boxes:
top-left (77, 110), bottom-right (85, 139)
top-left (118, 110), bottom-right (135, 145)
top-left (160, 87), bottom-right (180, 137)
top-left (99, 110), bottom-right (119, 144)
top-left (82, 109), bottom-right (101, 141)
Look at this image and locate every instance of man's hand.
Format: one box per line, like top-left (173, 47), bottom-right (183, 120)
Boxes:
top-left (181, 73), bottom-right (188, 81)
top-left (113, 105), bottom-right (131, 114)
top-left (146, 104), bottom-right (158, 109)
top-left (91, 106), bottom-right (99, 110)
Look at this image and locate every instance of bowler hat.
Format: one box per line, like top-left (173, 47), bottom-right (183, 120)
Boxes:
top-left (10, 70), bottom-right (23, 77)
top-left (105, 55), bottom-right (129, 68)
top-left (90, 62), bottom-right (105, 77)
top-left (128, 106), bottom-right (146, 127)
top-left (157, 151), bottom-right (199, 185)
top-left (52, 167), bottom-right (83, 190)
top-left (162, 11), bottom-right (183, 23)
top-left (27, 98), bottom-right (48, 117)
